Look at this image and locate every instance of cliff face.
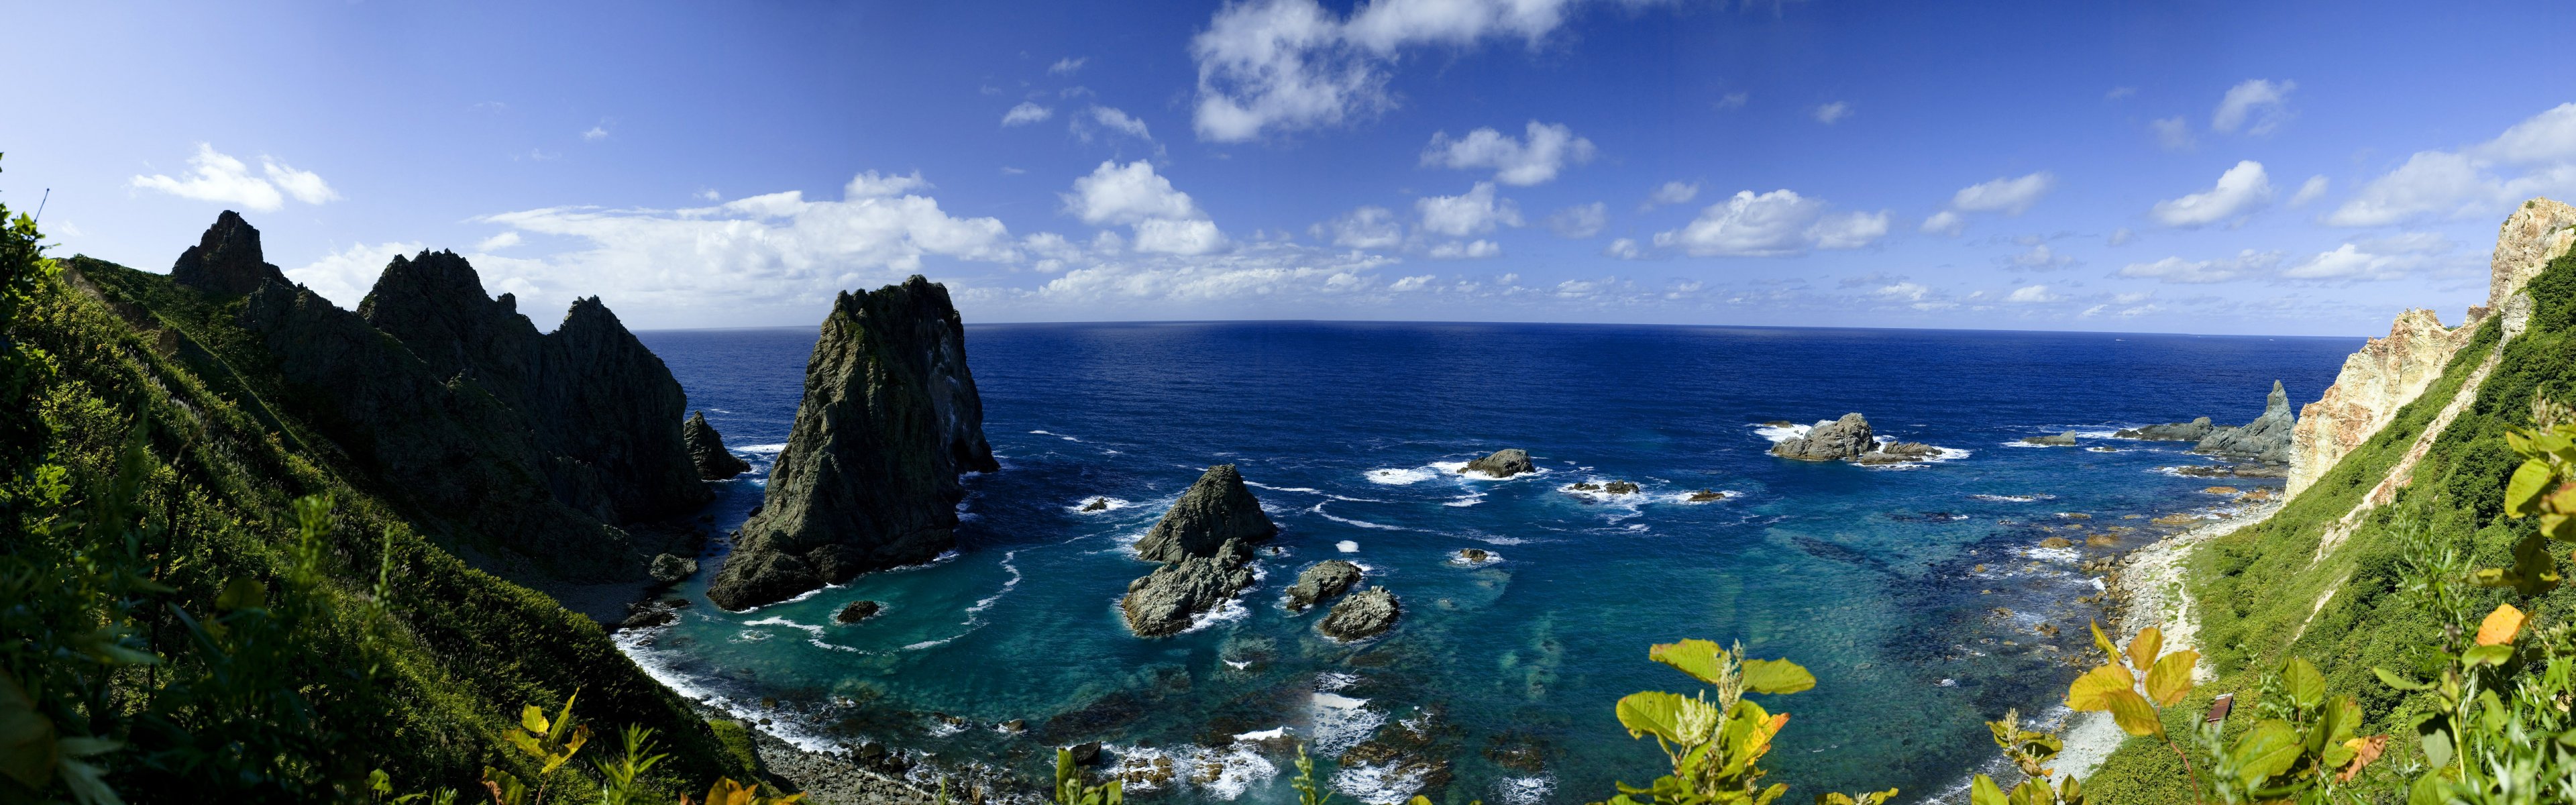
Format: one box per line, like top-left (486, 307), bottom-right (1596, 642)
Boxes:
top-left (707, 276), bottom-right (997, 610)
top-left (168, 210), bottom-right (288, 296)
top-left (2286, 197), bottom-right (2576, 496)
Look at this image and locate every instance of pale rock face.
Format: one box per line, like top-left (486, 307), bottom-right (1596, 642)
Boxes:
top-left (2288, 310), bottom-right (2463, 496)
top-left (2489, 198), bottom-right (2576, 315)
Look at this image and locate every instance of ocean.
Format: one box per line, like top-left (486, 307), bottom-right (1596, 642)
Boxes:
top-left (625, 321), bottom-right (2361, 804)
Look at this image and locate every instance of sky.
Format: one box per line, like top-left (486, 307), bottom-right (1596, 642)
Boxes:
top-left (5, 1), bottom-right (2575, 335)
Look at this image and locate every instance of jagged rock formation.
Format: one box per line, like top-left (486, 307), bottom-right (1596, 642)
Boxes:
top-left (1121, 546), bottom-right (1257, 637)
top-left (1132, 465), bottom-right (1277, 563)
top-left (685, 411), bottom-right (751, 480)
top-left (2116, 417), bottom-right (2214, 441)
top-left (2487, 198), bottom-right (2576, 316)
top-left (2194, 381), bottom-right (2296, 464)
top-left (708, 277), bottom-right (998, 610)
top-left (1858, 441), bottom-right (1939, 464)
top-left (221, 216), bottom-right (702, 589)
top-left (649, 553), bottom-right (698, 583)
top-left (1285, 559), bottom-right (1362, 611)
top-left (2021, 432), bottom-right (2078, 447)
top-left (1319, 587), bottom-right (1401, 640)
top-left (1770, 413), bottom-right (1874, 461)
top-left (1460, 449), bottom-right (1536, 478)
top-left (169, 210), bottom-right (288, 296)
top-left (835, 600), bottom-right (883, 624)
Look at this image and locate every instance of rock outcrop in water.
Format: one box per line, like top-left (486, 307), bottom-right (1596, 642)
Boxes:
top-left (2115, 417), bottom-right (2215, 441)
top-left (1122, 543), bottom-right (1258, 637)
top-left (2021, 432), bottom-right (2078, 447)
top-left (1460, 449), bottom-right (1536, 478)
top-left (1320, 587), bottom-right (1401, 640)
top-left (2194, 382), bottom-right (2296, 464)
top-left (708, 276), bottom-right (998, 610)
top-left (1858, 441), bottom-right (1941, 464)
top-left (170, 210), bottom-right (289, 296)
top-left (1132, 465), bottom-right (1277, 563)
top-left (1285, 560), bottom-right (1362, 611)
top-left (1770, 413), bottom-right (1874, 461)
top-left (684, 411), bottom-right (751, 480)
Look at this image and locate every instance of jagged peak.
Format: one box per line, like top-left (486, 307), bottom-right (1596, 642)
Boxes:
top-left (2489, 197), bottom-right (2576, 315)
top-left (170, 209), bottom-right (288, 296)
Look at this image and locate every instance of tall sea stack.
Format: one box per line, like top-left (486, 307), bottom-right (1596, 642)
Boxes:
top-left (707, 276), bottom-right (997, 610)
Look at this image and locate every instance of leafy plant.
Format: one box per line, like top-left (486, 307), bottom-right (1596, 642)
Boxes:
top-left (1594, 638), bottom-right (1892, 805)
top-left (1964, 709), bottom-right (2080, 805)
top-left (1055, 746), bottom-right (1122, 805)
top-left (2065, 622), bottom-right (2204, 797)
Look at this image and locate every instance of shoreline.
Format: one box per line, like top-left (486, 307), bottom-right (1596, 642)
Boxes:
top-left (2049, 498), bottom-right (2281, 783)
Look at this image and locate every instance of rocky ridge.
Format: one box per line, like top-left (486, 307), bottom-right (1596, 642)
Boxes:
top-left (708, 276), bottom-right (998, 610)
top-left (686, 411), bottom-right (753, 480)
top-left (170, 210), bottom-right (290, 296)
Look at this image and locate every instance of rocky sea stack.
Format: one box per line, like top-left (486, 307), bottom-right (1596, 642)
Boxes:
top-left (1285, 560), bottom-right (1362, 611)
top-left (707, 276), bottom-right (998, 610)
top-left (1770, 413), bottom-right (1873, 461)
top-left (1122, 548), bottom-right (1258, 637)
top-left (1320, 587), bottom-right (1401, 640)
top-left (1133, 465), bottom-right (1278, 563)
top-left (1460, 448), bottom-right (1536, 478)
top-left (2193, 381), bottom-right (2296, 464)
top-left (684, 411), bottom-right (752, 480)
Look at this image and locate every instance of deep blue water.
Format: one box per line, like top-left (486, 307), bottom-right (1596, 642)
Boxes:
top-left (627, 322), bottom-right (2361, 805)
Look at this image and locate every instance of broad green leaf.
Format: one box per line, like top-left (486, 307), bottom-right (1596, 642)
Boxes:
top-left (2461, 645), bottom-right (2514, 667)
top-left (1740, 658), bottom-right (1816, 695)
top-left (2231, 719), bottom-right (2302, 787)
top-left (2320, 696), bottom-right (2363, 745)
top-left (2065, 663), bottom-right (2135, 712)
top-left (520, 705), bottom-right (549, 735)
top-left (215, 577), bottom-right (266, 611)
top-left (2506, 460), bottom-right (2555, 517)
top-left (2371, 666), bottom-right (2428, 690)
top-left (1615, 691), bottom-right (1693, 744)
top-left (2144, 651), bottom-right (2198, 706)
top-left (1968, 775), bottom-right (2008, 805)
top-left (2282, 656), bottom-right (2326, 710)
top-left (2126, 627), bottom-right (2162, 674)
top-left (2415, 715), bottom-right (2453, 769)
top-left (1647, 639), bottom-right (1731, 686)
top-left (2102, 690), bottom-right (2163, 737)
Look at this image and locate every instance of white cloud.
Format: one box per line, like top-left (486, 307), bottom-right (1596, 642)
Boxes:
top-left (1388, 274), bottom-right (1434, 291)
top-left (2105, 87), bottom-right (2137, 101)
top-left (583, 125), bottom-right (609, 142)
top-left (129, 143), bottom-right (339, 211)
top-left (2282, 239), bottom-right (2447, 282)
top-left (1544, 202), bottom-right (1607, 237)
top-left (1189, 0), bottom-right (1604, 141)
top-left (1920, 210), bottom-right (1964, 236)
top-left (1951, 172), bottom-right (2056, 215)
top-left (1652, 189), bottom-right (1886, 257)
top-left (476, 231), bottom-right (523, 251)
top-left (2115, 249), bottom-right (2284, 284)
top-left (1012, 241), bottom-right (1405, 313)
top-left (1050, 56), bottom-right (1088, 75)
top-left (1876, 281), bottom-right (1929, 301)
top-left (2325, 103), bottom-right (2576, 227)
top-left (1003, 102), bottom-right (1055, 126)
top-left (694, 189), bottom-right (722, 201)
top-left (1415, 181), bottom-right (1521, 237)
top-left (1315, 205), bottom-right (1404, 248)
top-left (1715, 92), bottom-right (1748, 110)
top-left (2004, 284), bottom-right (2057, 303)
top-left (2211, 78), bottom-right (2295, 135)
top-left (2107, 227), bottom-right (2134, 246)
top-left (1081, 106), bottom-right (1154, 141)
top-left (1642, 180), bottom-right (1699, 210)
top-left (1420, 120), bottom-right (1596, 185)
top-left (2288, 175), bottom-right (2330, 208)
top-left (1063, 161), bottom-right (1204, 225)
top-left (1603, 237), bottom-right (1642, 259)
top-left (2149, 160), bottom-right (2273, 227)
top-left (1426, 239), bottom-right (1501, 259)
top-left (2152, 117), bottom-right (2194, 151)
top-left (1132, 219), bottom-right (1230, 255)
top-left (1813, 101), bottom-right (1851, 124)
top-left (846, 170), bottom-right (932, 198)
top-left (290, 241), bottom-right (424, 309)
top-left (2009, 244), bottom-right (2074, 270)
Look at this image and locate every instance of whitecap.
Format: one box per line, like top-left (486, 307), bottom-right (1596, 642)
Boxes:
top-left (1442, 492), bottom-right (1485, 508)
top-left (1969, 494), bottom-right (2051, 502)
top-left (1068, 496), bottom-right (1134, 514)
top-left (1753, 422), bottom-right (1817, 443)
top-left (1312, 502), bottom-right (1403, 531)
top-left (737, 443), bottom-right (788, 454)
top-left (1336, 540), bottom-right (1360, 553)
top-left (1364, 467), bottom-right (1438, 485)
top-left (1450, 549), bottom-right (1502, 566)
top-left (1309, 691), bottom-right (1382, 757)
top-left (964, 550), bottom-right (1022, 620)
top-left (1246, 482), bottom-right (1324, 494)
top-left (1495, 775), bottom-right (1556, 805)
top-left (1333, 761), bottom-right (1432, 805)
top-left (1234, 727), bottom-right (1289, 741)
top-left (745, 616), bottom-right (824, 638)
top-left (1664, 490), bottom-right (1742, 504)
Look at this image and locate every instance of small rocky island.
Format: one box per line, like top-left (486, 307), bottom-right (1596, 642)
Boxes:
top-left (1772, 413), bottom-right (1942, 464)
top-left (1285, 559), bottom-right (1362, 611)
top-left (1120, 465), bottom-right (1279, 637)
top-left (684, 411), bottom-right (752, 480)
top-left (1459, 448), bottom-right (1536, 478)
top-left (1319, 587), bottom-right (1401, 640)
top-left (706, 277), bottom-right (999, 610)
top-left (2115, 380), bottom-right (2298, 471)
top-left (2021, 431), bottom-right (2079, 446)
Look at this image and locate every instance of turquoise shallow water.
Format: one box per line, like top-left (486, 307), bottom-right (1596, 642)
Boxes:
top-left (625, 322), bottom-right (2359, 804)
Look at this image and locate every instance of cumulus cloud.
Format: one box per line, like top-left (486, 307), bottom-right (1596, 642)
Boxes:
top-left (1062, 161), bottom-right (1227, 255)
top-left (1876, 281), bottom-right (1929, 301)
top-left (1420, 120), bottom-right (1596, 185)
top-left (1075, 106), bottom-right (1155, 142)
top-left (1951, 172), bottom-right (2057, 215)
top-left (1920, 210), bottom-right (1964, 236)
top-left (2009, 244), bottom-right (2075, 270)
top-left (1415, 181), bottom-right (1522, 237)
top-left (1049, 56), bottom-right (1088, 75)
top-left (2325, 103), bottom-right (2576, 227)
top-left (2282, 236), bottom-right (2453, 281)
top-left (1426, 239), bottom-right (1501, 259)
top-left (1813, 101), bottom-right (1851, 124)
top-left (1544, 202), bottom-right (1607, 238)
top-left (2004, 284), bottom-right (2057, 303)
top-left (2212, 79), bottom-right (2295, 135)
top-left (1006, 241), bottom-right (1407, 314)
top-left (2152, 116), bottom-right (2195, 151)
top-left (2288, 175), bottom-right (2330, 208)
top-left (2150, 160), bottom-right (2273, 227)
top-left (846, 170), bottom-right (932, 197)
top-left (1643, 180), bottom-right (1700, 210)
top-left (1652, 189), bottom-right (1888, 257)
top-left (2115, 249), bottom-right (2284, 284)
top-left (1314, 205), bottom-right (1404, 248)
top-left (290, 240), bottom-right (425, 309)
top-left (1189, 0), bottom-right (1636, 141)
top-left (476, 231), bottom-right (523, 251)
top-left (1002, 102), bottom-right (1054, 126)
top-left (583, 125), bottom-right (610, 142)
top-left (130, 143), bottom-right (340, 211)
top-left (1132, 219), bottom-right (1228, 255)
top-left (1603, 237), bottom-right (1642, 259)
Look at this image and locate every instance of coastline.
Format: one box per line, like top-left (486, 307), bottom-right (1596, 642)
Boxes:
top-left (2050, 498), bottom-right (2282, 782)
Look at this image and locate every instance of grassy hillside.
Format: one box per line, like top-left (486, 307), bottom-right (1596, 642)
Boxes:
top-left (2, 239), bottom-right (755, 797)
top-left (2084, 249), bottom-right (2576, 801)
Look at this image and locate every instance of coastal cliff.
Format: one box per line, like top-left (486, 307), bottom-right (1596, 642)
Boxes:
top-left (708, 276), bottom-right (997, 610)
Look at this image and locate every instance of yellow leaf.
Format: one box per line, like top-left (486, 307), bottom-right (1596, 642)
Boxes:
top-left (1648, 639), bottom-right (1732, 686)
top-left (2476, 603), bottom-right (2526, 646)
top-left (519, 705), bottom-right (548, 735)
top-left (2126, 627), bottom-right (2161, 674)
top-left (2144, 651), bottom-right (2198, 706)
top-left (2102, 690), bottom-right (2163, 737)
top-left (2088, 621), bottom-right (2119, 666)
top-left (2063, 663), bottom-right (2135, 712)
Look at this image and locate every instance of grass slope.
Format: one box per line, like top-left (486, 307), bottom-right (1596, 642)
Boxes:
top-left (2086, 251), bottom-right (2576, 800)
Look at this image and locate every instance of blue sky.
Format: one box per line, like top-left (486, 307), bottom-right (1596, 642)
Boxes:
top-left (6, 1), bottom-right (2574, 335)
